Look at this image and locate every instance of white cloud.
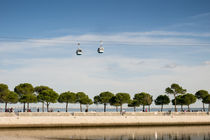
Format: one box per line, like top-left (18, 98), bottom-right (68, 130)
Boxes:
top-left (0, 31), bottom-right (210, 53)
top-left (1, 57), bottom-right (209, 102)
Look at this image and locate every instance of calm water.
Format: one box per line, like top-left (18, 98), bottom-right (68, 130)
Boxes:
top-left (9, 107), bottom-right (205, 113)
top-left (0, 126), bottom-right (210, 140)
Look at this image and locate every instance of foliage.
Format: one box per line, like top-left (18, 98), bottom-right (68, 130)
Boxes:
top-left (110, 96), bottom-right (121, 106)
top-left (128, 100), bottom-right (139, 112)
top-left (58, 91), bottom-right (76, 112)
top-left (37, 89), bottom-right (59, 104)
top-left (14, 83), bottom-right (34, 96)
top-left (182, 93), bottom-right (197, 106)
top-left (37, 89), bottom-right (59, 111)
top-left (172, 95), bottom-right (184, 106)
top-left (2, 91), bottom-right (18, 104)
top-left (115, 93), bottom-right (130, 112)
top-left (96, 91), bottom-right (114, 112)
top-left (98, 91), bottom-right (114, 104)
top-left (195, 90), bottom-right (209, 100)
top-left (0, 83), bottom-right (10, 102)
top-left (93, 95), bottom-right (100, 105)
top-left (115, 93), bottom-right (130, 105)
top-left (134, 92), bottom-right (153, 106)
top-left (165, 83), bottom-right (186, 112)
top-left (203, 95), bottom-right (210, 104)
top-left (19, 94), bottom-right (37, 103)
top-left (58, 91), bottom-right (76, 103)
top-left (155, 95), bottom-right (170, 105)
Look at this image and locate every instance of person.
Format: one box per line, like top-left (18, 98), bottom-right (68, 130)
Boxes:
top-left (37, 108), bottom-right (39, 112)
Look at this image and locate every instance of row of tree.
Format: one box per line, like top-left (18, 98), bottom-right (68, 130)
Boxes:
top-left (0, 83), bottom-right (210, 112)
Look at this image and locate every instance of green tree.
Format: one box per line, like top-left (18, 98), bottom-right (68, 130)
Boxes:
top-left (172, 95), bottom-right (185, 111)
top-left (134, 92), bottom-right (153, 112)
top-left (115, 93), bottom-right (130, 112)
top-left (76, 92), bottom-right (88, 112)
top-left (110, 96), bottom-right (121, 112)
top-left (0, 83), bottom-right (10, 103)
top-left (84, 97), bottom-right (93, 112)
top-left (182, 93), bottom-right (197, 111)
top-left (93, 95), bottom-right (100, 105)
top-left (155, 95), bottom-right (170, 112)
top-left (58, 91), bottom-right (76, 112)
top-left (98, 91), bottom-right (114, 112)
top-left (195, 90), bottom-right (209, 111)
top-left (14, 83), bottom-right (34, 112)
top-left (203, 95), bottom-right (210, 112)
top-left (35, 86), bottom-right (52, 112)
top-left (128, 100), bottom-right (140, 112)
top-left (37, 89), bottom-right (59, 112)
top-left (2, 91), bottom-right (18, 111)
top-left (165, 83), bottom-right (186, 112)
top-left (19, 94), bottom-right (37, 111)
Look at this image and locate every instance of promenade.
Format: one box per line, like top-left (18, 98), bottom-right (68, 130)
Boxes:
top-left (0, 112), bottom-right (210, 128)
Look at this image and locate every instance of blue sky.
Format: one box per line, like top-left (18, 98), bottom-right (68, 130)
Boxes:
top-left (0, 0), bottom-right (210, 108)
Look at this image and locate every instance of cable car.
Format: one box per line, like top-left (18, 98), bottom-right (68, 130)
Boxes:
top-left (76, 43), bottom-right (83, 55)
top-left (97, 41), bottom-right (104, 53)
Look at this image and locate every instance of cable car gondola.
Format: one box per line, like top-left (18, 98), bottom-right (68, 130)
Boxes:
top-left (97, 41), bottom-right (104, 53)
top-left (76, 43), bottom-right (83, 55)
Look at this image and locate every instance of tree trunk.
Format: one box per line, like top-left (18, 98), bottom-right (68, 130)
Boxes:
top-left (66, 102), bottom-right (68, 112)
top-left (181, 105), bottom-right (183, 112)
top-left (86, 104), bottom-right (89, 112)
top-left (134, 106), bottom-right (136, 112)
top-left (80, 103), bottom-right (82, 112)
top-left (188, 105), bottom-right (190, 112)
top-left (116, 106), bottom-right (118, 112)
top-left (149, 105), bottom-right (151, 112)
top-left (120, 104), bottom-right (122, 112)
top-left (23, 103), bottom-right (26, 112)
top-left (203, 102), bottom-right (205, 111)
top-left (174, 94), bottom-right (177, 112)
top-left (42, 102), bottom-right (44, 112)
top-left (47, 102), bottom-right (49, 112)
top-left (27, 103), bottom-right (29, 112)
top-left (143, 105), bottom-right (145, 112)
top-left (104, 103), bottom-right (106, 112)
top-left (208, 104), bottom-right (210, 112)
top-left (5, 102), bottom-right (7, 112)
top-left (161, 104), bottom-right (163, 112)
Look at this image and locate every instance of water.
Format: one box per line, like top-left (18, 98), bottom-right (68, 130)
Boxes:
top-left (0, 126), bottom-right (210, 140)
top-left (8, 107), bottom-right (205, 113)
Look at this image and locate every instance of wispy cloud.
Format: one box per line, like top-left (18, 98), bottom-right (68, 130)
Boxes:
top-left (1, 57), bottom-right (210, 100)
top-left (0, 31), bottom-right (210, 53)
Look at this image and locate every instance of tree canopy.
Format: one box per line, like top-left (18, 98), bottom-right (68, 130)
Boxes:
top-left (37, 89), bottom-right (59, 112)
top-left (58, 91), bottom-right (76, 112)
top-left (165, 83), bottom-right (186, 112)
top-left (115, 93), bottom-right (130, 112)
top-left (182, 93), bottom-right (197, 111)
top-left (128, 99), bottom-right (139, 112)
top-left (155, 95), bottom-right (170, 112)
top-left (195, 90), bottom-right (209, 111)
top-left (97, 91), bottom-right (114, 112)
top-left (203, 95), bottom-right (210, 112)
top-left (134, 92), bottom-right (153, 111)
top-left (14, 83), bottom-right (35, 112)
top-left (0, 83), bottom-right (10, 102)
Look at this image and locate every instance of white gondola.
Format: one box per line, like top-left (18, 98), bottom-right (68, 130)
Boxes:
top-left (97, 41), bottom-right (104, 53)
top-left (76, 43), bottom-right (83, 55)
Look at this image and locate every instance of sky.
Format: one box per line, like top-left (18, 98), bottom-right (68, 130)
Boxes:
top-left (0, 0), bottom-right (210, 108)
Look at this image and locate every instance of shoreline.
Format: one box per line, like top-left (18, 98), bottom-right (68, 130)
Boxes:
top-left (0, 112), bottom-right (210, 128)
